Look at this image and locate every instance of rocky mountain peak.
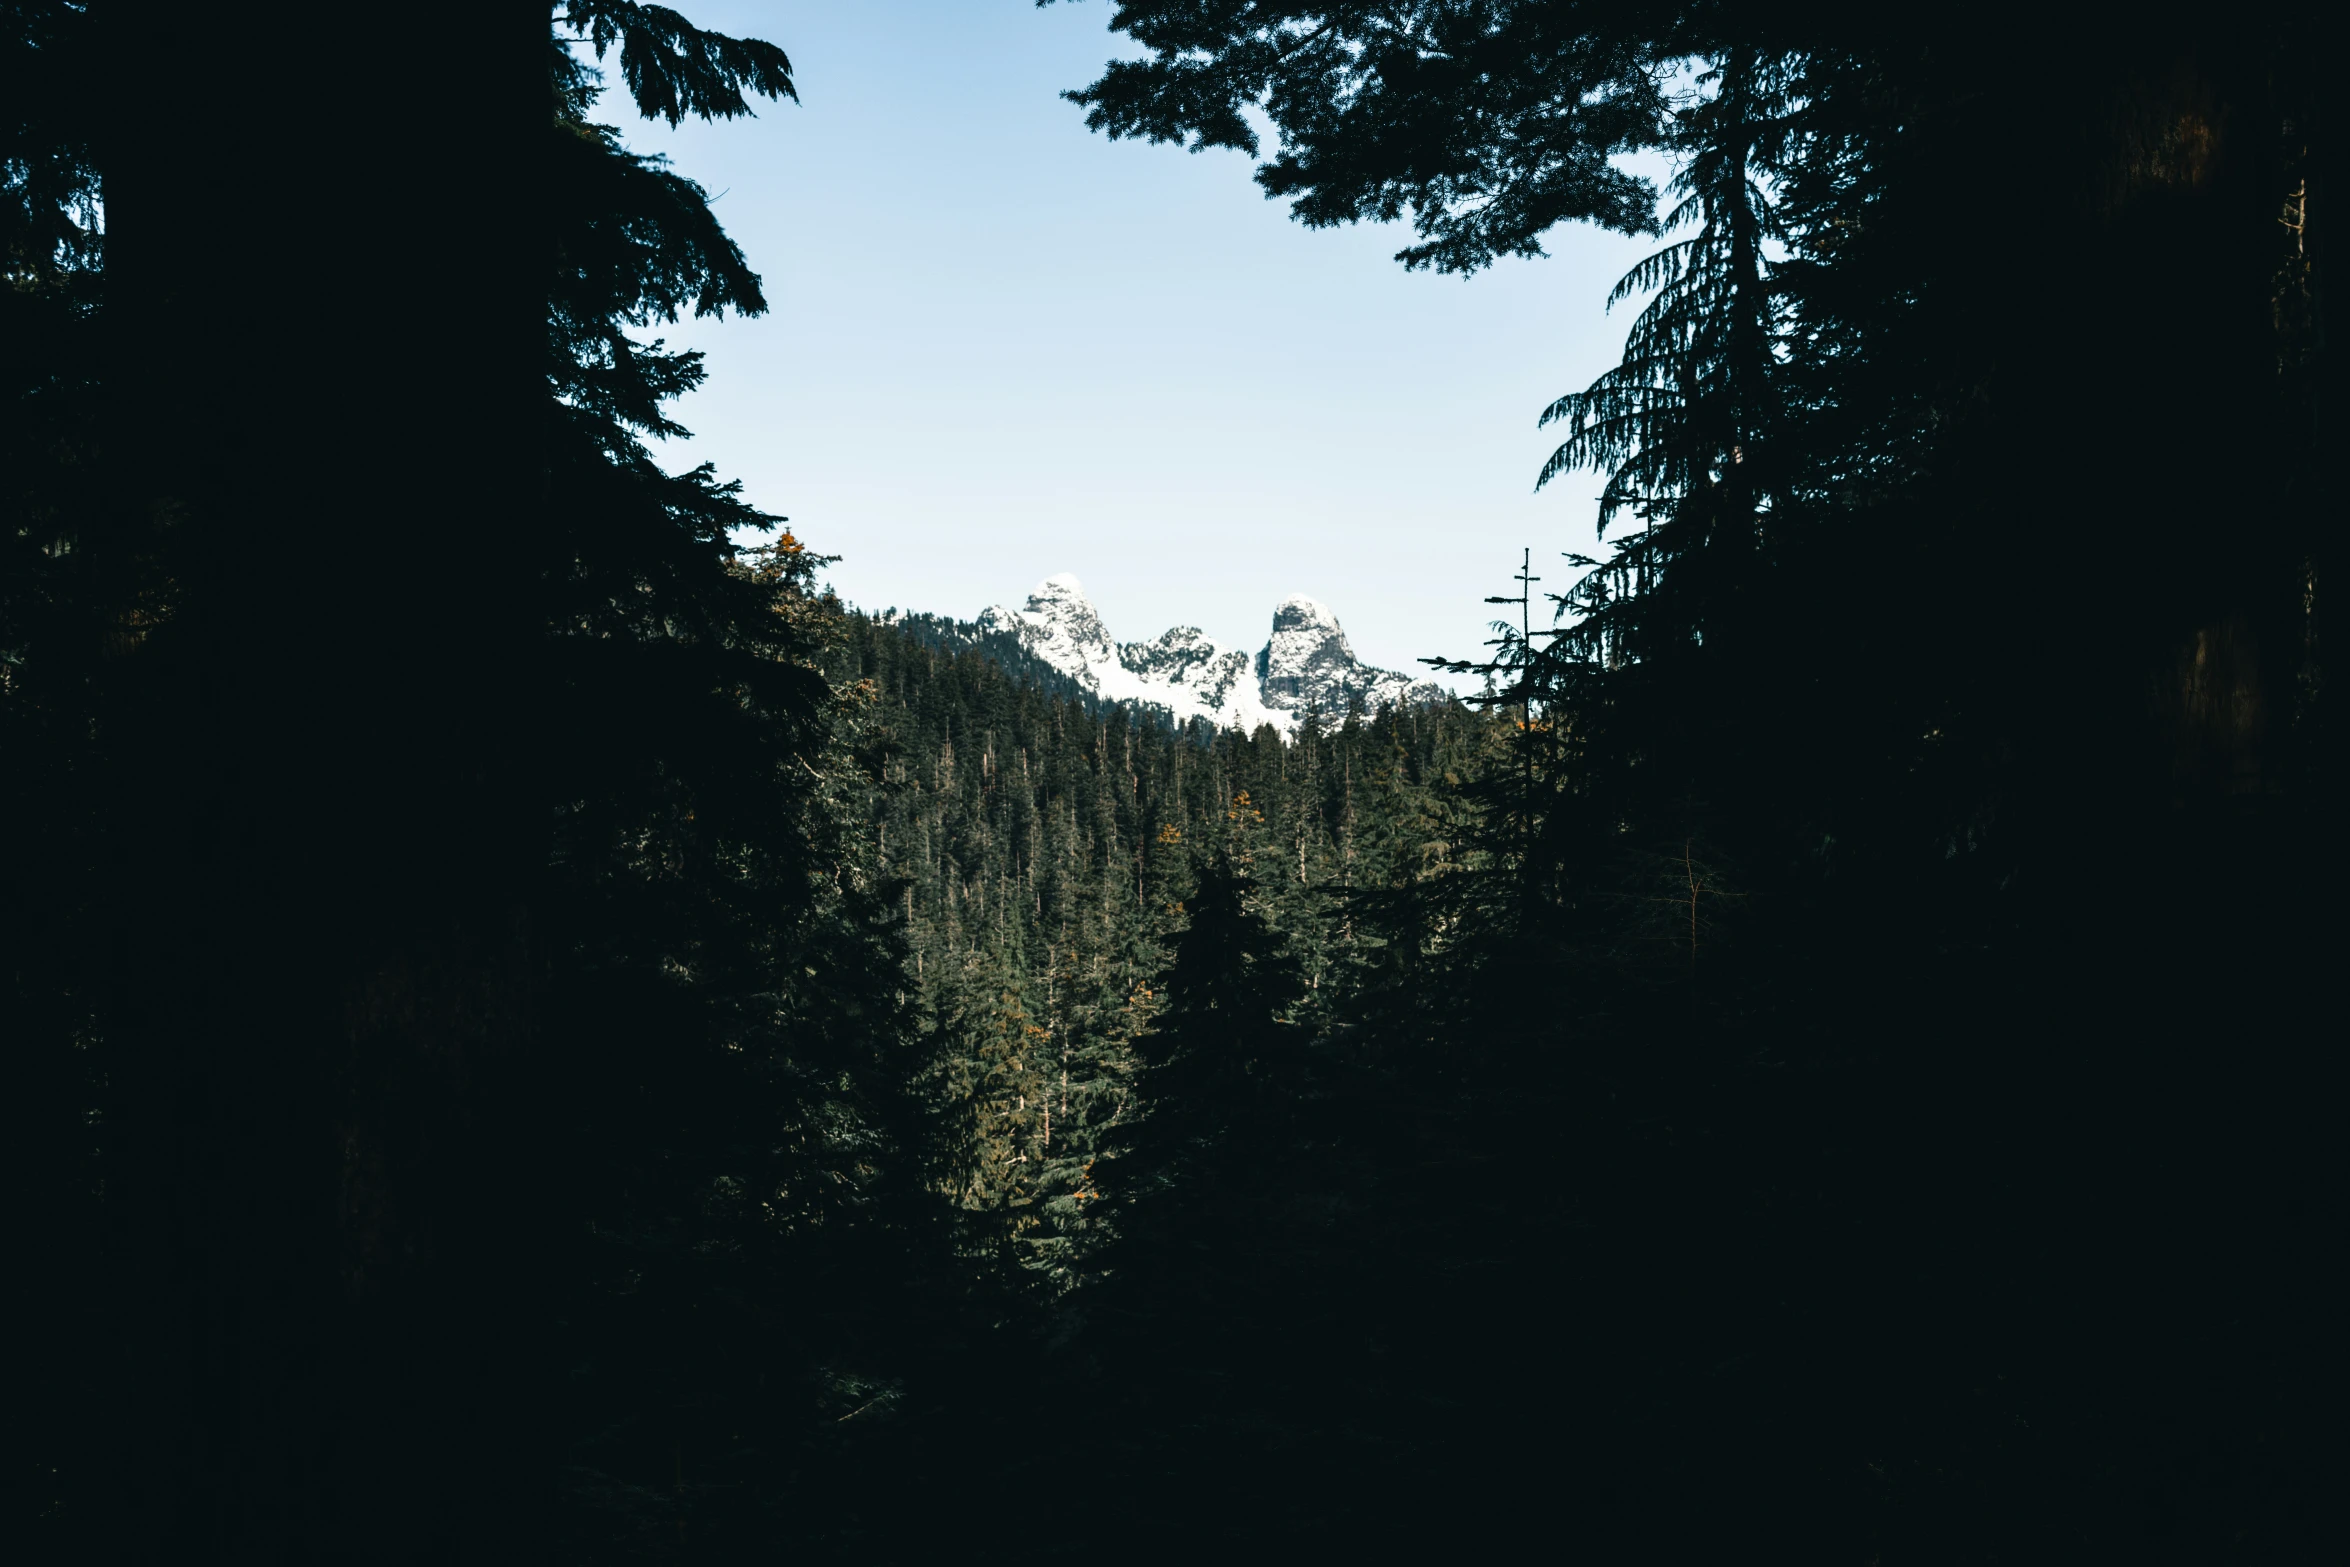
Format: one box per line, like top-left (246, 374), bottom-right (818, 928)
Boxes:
top-left (1260, 594), bottom-right (1359, 708)
top-left (974, 576), bottom-right (1447, 736)
top-left (1271, 594), bottom-right (1344, 634)
top-left (980, 573), bottom-right (1116, 667)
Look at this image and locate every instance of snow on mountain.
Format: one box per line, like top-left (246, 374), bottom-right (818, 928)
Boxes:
top-left (976, 574), bottom-right (1447, 737)
top-left (1258, 594), bottom-right (1447, 719)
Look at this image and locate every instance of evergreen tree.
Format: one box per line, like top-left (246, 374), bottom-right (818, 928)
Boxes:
top-left (1109, 847), bottom-right (1308, 1208)
top-left (1070, 847), bottom-right (1327, 1538)
top-left (2, 3), bottom-right (114, 1542)
top-left (2, 4), bottom-right (959, 1555)
top-left (1058, 5), bottom-right (2337, 1554)
top-left (8, 2), bottom-right (2332, 1557)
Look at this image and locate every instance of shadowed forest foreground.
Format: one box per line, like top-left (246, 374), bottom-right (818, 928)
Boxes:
top-left (3, 2), bottom-right (2336, 1560)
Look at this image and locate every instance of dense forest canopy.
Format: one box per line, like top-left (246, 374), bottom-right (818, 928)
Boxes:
top-left (3, 0), bottom-right (2332, 1560)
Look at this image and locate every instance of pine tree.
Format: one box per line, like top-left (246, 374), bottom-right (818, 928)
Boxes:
top-left (9, 4), bottom-right (955, 1554)
top-left (1055, 7), bottom-right (2336, 1554)
top-left (1112, 847), bottom-right (1307, 1202)
top-left (2, 4), bottom-right (114, 1543)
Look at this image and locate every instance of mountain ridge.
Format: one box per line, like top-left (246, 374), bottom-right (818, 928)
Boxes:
top-left (973, 574), bottom-right (1448, 737)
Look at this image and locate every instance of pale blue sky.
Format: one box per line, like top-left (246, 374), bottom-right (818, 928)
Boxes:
top-left (601, 0), bottom-right (1658, 681)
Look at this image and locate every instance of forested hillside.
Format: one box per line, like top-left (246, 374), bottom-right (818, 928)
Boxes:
top-left (823, 610), bottom-right (1482, 1291)
top-left (4, 2), bottom-right (2333, 1562)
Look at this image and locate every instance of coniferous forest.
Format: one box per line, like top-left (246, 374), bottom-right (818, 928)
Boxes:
top-left (4, 3), bottom-right (2335, 1561)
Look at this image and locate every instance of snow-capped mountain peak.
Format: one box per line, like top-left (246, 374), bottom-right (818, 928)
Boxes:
top-left (977, 576), bottom-right (1445, 737)
top-left (980, 572), bottom-right (1118, 671)
top-left (1261, 595), bottom-right (1357, 705)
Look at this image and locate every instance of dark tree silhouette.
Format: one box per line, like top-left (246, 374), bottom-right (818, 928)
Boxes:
top-left (5, 2), bottom-right (2334, 1560)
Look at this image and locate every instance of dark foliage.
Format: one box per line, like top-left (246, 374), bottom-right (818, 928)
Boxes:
top-left (5, 4), bottom-right (931, 1559)
top-left (4, 1), bottom-right (2335, 1561)
top-left (1001, 3), bottom-right (2340, 1558)
top-left (1051, 0), bottom-right (1675, 269)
